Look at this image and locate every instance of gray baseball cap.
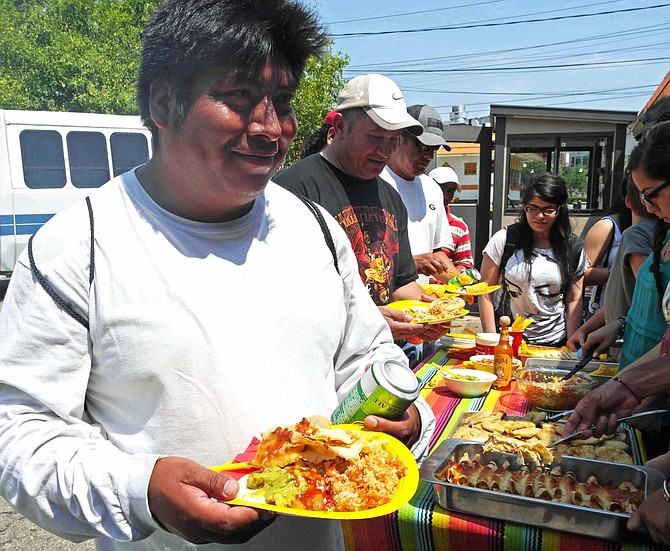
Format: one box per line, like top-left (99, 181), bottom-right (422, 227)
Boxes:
top-left (407, 105), bottom-right (451, 151)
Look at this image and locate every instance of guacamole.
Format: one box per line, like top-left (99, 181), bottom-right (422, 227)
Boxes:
top-left (247, 467), bottom-right (308, 508)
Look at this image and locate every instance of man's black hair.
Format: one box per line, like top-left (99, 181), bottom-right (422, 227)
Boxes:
top-left (137, 0), bottom-right (328, 140)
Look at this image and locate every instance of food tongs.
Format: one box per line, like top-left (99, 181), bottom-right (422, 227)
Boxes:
top-left (548, 409), bottom-right (667, 447)
top-left (559, 349), bottom-right (596, 382)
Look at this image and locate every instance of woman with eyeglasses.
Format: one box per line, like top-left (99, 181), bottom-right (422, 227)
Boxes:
top-left (478, 173), bottom-right (588, 346)
top-left (567, 129), bottom-right (670, 372)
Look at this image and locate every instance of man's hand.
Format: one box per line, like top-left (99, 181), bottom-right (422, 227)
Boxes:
top-left (148, 456), bottom-right (275, 545)
top-left (413, 253), bottom-right (450, 278)
top-left (627, 488), bottom-right (670, 545)
top-left (363, 403), bottom-right (421, 449)
top-left (378, 305), bottom-right (449, 342)
top-left (563, 378), bottom-right (640, 438)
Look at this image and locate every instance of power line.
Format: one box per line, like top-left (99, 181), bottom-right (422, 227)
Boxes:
top-left (327, 0), bottom-right (510, 25)
top-left (399, 84), bottom-right (657, 97)
top-left (346, 56), bottom-right (670, 75)
top-left (332, 3), bottom-right (670, 38)
top-left (345, 21), bottom-right (670, 69)
top-left (348, 42), bottom-right (670, 75)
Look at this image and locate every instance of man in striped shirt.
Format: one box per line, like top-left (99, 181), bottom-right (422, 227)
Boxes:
top-left (429, 166), bottom-right (474, 270)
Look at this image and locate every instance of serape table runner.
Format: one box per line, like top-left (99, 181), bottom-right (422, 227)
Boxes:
top-left (341, 347), bottom-right (662, 551)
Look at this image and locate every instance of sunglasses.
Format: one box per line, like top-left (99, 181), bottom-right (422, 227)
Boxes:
top-left (641, 179), bottom-right (670, 206)
top-left (404, 132), bottom-right (441, 154)
top-left (523, 205), bottom-right (559, 217)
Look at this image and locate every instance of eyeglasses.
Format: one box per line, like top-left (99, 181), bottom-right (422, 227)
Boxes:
top-left (640, 179), bottom-right (670, 206)
top-left (405, 132), bottom-right (440, 154)
top-left (523, 205), bottom-right (559, 217)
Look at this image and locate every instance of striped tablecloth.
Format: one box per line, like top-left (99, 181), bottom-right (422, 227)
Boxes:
top-left (341, 347), bottom-right (662, 551)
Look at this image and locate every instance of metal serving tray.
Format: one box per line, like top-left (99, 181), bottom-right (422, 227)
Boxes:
top-left (420, 439), bottom-right (663, 541)
top-left (523, 357), bottom-right (618, 387)
top-left (445, 410), bottom-right (638, 464)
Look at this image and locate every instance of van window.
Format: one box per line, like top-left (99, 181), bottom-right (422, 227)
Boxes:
top-left (67, 131), bottom-right (110, 188)
top-left (111, 133), bottom-right (149, 176)
top-left (19, 130), bottom-right (67, 189)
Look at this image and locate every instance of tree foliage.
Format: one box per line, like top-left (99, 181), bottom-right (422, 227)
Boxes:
top-left (285, 47), bottom-right (348, 166)
top-left (0, 0), bottom-right (158, 113)
top-left (0, 0), bottom-right (348, 163)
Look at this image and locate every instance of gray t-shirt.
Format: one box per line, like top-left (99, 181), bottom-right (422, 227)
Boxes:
top-left (604, 219), bottom-right (656, 324)
top-left (484, 228), bottom-right (588, 345)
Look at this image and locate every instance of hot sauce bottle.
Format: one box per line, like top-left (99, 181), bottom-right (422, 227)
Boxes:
top-left (493, 315), bottom-right (513, 389)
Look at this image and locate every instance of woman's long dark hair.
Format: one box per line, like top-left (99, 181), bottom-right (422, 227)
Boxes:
top-left (630, 120), bottom-right (670, 301)
top-left (517, 173), bottom-right (577, 291)
top-left (603, 176), bottom-right (633, 233)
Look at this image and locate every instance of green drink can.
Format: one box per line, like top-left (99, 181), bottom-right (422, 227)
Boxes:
top-left (330, 359), bottom-right (420, 424)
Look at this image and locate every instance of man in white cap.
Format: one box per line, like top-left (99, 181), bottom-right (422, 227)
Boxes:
top-left (275, 74), bottom-right (447, 344)
top-left (381, 104), bottom-right (461, 283)
top-left (429, 166), bottom-right (475, 271)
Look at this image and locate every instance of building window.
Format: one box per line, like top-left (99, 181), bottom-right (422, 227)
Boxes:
top-left (506, 134), bottom-right (610, 213)
top-left (19, 130), bottom-right (67, 189)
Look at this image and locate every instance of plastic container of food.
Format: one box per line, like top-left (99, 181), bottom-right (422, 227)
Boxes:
top-left (475, 332), bottom-right (499, 355)
top-left (440, 369), bottom-right (497, 397)
top-left (513, 367), bottom-right (598, 411)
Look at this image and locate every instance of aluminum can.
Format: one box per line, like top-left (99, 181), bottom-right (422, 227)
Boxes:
top-left (330, 359), bottom-right (420, 424)
top-left (447, 267), bottom-right (482, 286)
top-left (464, 267), bottom-right (481, 281)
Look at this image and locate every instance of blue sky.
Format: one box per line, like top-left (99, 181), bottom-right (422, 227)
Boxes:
top-left (313, 0), bottom-right (670, 122)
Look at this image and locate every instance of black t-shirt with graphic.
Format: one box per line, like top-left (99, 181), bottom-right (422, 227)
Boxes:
top-left (275, 154), bottom-right (418, 305)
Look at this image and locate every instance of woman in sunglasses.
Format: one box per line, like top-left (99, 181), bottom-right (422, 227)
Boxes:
top-left (564, 120), bottom-right (670, 544)
top-left (479, 173), bottom-right (588, 346)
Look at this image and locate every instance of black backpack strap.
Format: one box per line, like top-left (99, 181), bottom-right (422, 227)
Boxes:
top-left (27, 196), bottom-right (95, 329)
top-left (498, 222), bottom-right (521, 277)
top-left (296, 194), bottom-right (340, 275)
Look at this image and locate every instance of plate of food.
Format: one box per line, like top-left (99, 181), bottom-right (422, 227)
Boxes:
top-left (419, 283), bottom-right (457, 298)
top-left (387, 297), bottom-right (469, 324)
top-left (209, 417), bottom-right (419, 519)
top-left (444, 282), bottom-right (501, 296)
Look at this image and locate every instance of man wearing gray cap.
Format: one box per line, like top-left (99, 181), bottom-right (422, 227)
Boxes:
top-left (275, 74), bottom-right (448, 344)
top-left (381, 105), bottom-right (460, 283)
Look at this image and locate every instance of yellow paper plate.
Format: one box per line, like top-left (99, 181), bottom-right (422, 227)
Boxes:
top-left (209, 425), bottom-right (419, 520)
top-left (419, 283), bottom-right (457, 298)
top-left (387, 299), bottom-right (469, 324)
top-left (444, 283), bottom-right (501, 296)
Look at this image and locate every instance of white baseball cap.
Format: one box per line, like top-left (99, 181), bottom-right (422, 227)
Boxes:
top-left (336, 74), bottom-right (423, 136)
top-left (429, 166), bottom-right (462, 192)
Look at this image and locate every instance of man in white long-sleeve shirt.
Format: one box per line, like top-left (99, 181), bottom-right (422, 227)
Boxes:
top-left (0, 1), bottom-right (434, 550)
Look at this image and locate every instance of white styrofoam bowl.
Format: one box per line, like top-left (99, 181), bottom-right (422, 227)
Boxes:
top-left (440, 368), bottom-right (497, 397)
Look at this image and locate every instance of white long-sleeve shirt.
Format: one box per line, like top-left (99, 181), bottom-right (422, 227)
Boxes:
top-left (0, 171), bottom-right (434, 551)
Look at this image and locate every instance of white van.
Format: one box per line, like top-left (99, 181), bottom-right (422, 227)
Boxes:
top-left (0, 110), bottom-right (152, 279)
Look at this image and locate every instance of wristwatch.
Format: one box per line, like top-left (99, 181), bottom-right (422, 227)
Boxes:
top-left (663, 476), bottom-right (670, 502)
top-left (616, 316), bottom-right (626, 335)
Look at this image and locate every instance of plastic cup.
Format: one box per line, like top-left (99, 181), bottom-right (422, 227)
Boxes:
top-left (509, 331), bottom-right (523, 357)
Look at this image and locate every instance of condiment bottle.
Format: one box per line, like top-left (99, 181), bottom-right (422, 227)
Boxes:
top-left (493, 315), bottom-right (513, 389)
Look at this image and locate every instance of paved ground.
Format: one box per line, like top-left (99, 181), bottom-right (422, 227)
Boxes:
top-left (0, 499), bottom-right (96, 550)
